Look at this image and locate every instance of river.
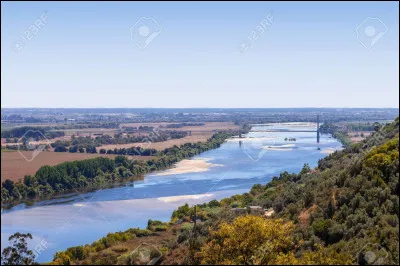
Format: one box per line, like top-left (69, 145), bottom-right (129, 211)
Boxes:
top-left (1, 123), bottom-right (342, 262)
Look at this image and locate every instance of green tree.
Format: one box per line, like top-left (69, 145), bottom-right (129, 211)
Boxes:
top-left (1, 233), bottom-right (37, 265)
top-left (199, 216), bottom-right (295, 265)
top-left (373, 122), bottom-right (382, 132)
top-left (299, 163), bottom-right (311, 175)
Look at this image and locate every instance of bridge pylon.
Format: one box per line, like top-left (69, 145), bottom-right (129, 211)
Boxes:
top-left (317, 115), bottom-right (320, 143)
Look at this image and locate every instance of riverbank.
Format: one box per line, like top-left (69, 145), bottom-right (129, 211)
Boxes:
top-left (319, 123), bottom-right (353, 147)
top-left (1, 132), bottom-right (238, 209)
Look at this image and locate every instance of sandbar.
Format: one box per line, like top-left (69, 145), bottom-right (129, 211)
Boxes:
top-left (154, 158), bottom-right (222, 176)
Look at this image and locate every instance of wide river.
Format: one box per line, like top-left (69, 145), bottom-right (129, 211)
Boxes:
top-left (1, 123), bottom-right (342, 262)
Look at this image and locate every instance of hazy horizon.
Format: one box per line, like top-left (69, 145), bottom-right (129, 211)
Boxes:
top-left (1, 1), bottom-right (399, 108)
top-left (1, 107), bottom-right (400, 110)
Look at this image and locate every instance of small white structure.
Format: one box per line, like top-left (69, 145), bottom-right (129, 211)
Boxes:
top-left (264, 208), bottom-right (275, 217)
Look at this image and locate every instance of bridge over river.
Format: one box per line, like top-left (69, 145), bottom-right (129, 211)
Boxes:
top-left (250, 129), bottom-right (317, 133)
top-left (248, 115), bottom-right (321, 143)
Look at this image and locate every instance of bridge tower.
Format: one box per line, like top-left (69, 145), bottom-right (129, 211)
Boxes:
top-left (317, 115), bottom-right (320, 143)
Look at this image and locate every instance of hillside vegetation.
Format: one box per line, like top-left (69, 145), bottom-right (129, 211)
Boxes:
top-left (182, 117), bottom-right (398, 265)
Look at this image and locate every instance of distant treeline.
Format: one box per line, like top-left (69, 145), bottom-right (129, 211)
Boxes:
top-left (50, 131), bottom-right (188, 154)
top-left (319, 123), bottom-right (352, 147)
top-left (1, 126), bottom-right (65, 140)
top-left (164, 122), bottom-right (205, 128)
top-left (1, 132), bottom-right (234, 206)
top-left (1, 123), bottom-right (121, 140)
top-left (55, 122), bottom-right (120, 129)
top-left (95, 131), bottom-right (188, 145)
top-left (320, 121), bottom-right (385, 147)
top-left (99, 147), bottom-right (158, 156)
top-left (122, 126), bottom-right (156, 132)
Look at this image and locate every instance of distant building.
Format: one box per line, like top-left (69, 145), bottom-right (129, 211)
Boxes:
top-left (231, 206), bottom-right (265, 216)
top-left (232, 208), bottom-right (247, 215)
top-left (248, 206), bottom-right (263, 215)
top-left (66, 118), bottom-right (75, 124)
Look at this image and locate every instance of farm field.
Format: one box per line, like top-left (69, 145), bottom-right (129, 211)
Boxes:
top-left (1, 136), bottom-right (71, 147)
top-left (348, 131), bottom-right (373, 143)
top-left (97, 122), bottom-right (239, 151)
top-left (1, 122), bottom-right (238, 151)
top-left (59, 128), bottom-right (118, 136)
top-left (98, 132), bottom-right (215, 151)
top-left (0, 122), bottom-right (237, 182)
top-left (1, 151), bottom-right (155, 182)
top-left (120, 121), bottom-right (238, 131)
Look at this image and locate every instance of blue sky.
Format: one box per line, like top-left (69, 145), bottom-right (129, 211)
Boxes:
top-left (1, 1), bottom-right (399, 108)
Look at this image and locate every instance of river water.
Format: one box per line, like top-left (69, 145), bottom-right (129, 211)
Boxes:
top-left (1, 123), bottom-right (342, 262)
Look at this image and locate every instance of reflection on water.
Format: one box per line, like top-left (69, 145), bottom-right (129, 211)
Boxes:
top-left (1, 123), bottom-right (342, 262)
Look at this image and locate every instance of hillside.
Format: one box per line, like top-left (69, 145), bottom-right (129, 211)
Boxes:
top-left (44, 117), bottom-right (399, 265)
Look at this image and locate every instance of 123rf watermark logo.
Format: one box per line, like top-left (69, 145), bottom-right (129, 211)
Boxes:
top-left (124, 243), bottom-right (162, 265)
top-left (356, 243), bottom-right (389, 265)
top-left (240, 12), bottom-right (273, 53)
top-left (12, 11), bottom-right (48, 52)
top-left (241, 136), bottom-right (277, 162)
top-left (130, 17), bottom-right (162, 49)
top-left (356, 17), bottom-right (388, 49)
top-left (32, 237), bottom-right (49, 261)
top-left (17, 130), bottom-right (50, 162)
